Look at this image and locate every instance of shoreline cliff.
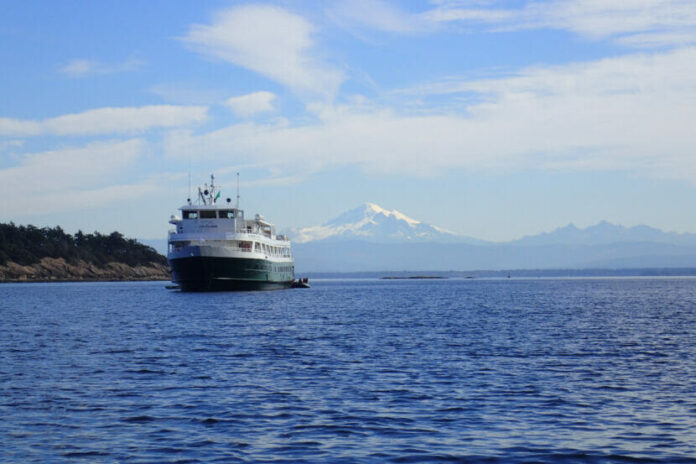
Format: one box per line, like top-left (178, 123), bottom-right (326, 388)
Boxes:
top-left (0, 257), bottom-right (169, 282)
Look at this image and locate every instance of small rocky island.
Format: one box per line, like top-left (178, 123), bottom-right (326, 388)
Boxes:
top-left (0, 223), bottom-right (169, 282)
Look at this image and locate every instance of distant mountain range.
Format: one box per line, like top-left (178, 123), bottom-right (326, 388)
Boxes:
top-left (289, 203), bottom-right (696, 272)
top-left (142, 203), bottom-right (696, 272)
top-left (511, 221), bottom-right (696, 247)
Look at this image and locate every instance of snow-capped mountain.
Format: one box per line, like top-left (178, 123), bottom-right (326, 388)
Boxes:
top-left (290, 203), bottom-right (479, 244)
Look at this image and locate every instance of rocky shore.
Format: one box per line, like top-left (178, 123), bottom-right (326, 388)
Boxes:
top-left (0, 257), bottom-right (170, 282)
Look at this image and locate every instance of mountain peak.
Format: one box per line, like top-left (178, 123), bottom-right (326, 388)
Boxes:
top-left (291, 203), bottom-right (464, 243)
top-left (588, 220), bottom-right (621, 230)
top-left (361, 203), bottom-right (421, 226)
top-left (360, 202), bottom-right (391, 219)
top-left (364, 202), bottom-right (383, 213)
top-left (325, 203), bottom-right (421, 228)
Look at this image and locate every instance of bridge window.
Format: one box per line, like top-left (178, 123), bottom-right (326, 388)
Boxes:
top-left (200, 210), bottom-right (216, 219)
top-left (219, 210), bottom-right (235, 219)
top-left (183, 211), bottom-right (198, 219)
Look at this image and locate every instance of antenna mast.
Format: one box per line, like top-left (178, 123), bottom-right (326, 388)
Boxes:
top-left (187, 153), bottom-right (192, 204)
top-left (236, 172), bottom-right (240, 210)
top-left (210, 173), bottom-right (216, 204)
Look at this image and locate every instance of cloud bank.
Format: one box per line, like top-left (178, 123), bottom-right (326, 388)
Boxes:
top-left (162, 47), bottom-right (696, 181)
top-left (0, 139), bottom-right (151, 216)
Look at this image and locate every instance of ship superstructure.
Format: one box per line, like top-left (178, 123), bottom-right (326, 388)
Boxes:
top-left (167, 175), bottom-right (294, 291)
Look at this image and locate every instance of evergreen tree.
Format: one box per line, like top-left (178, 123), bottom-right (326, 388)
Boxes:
top-left (0, 223), bottom-right (166, 266)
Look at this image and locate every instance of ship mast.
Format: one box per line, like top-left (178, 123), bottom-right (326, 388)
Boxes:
top-left (236, 172), bottom-right (240, 210)
top-left (197, 173), bottom-right (217, 205)
top-left (210, 174), bottom-right (215, 204)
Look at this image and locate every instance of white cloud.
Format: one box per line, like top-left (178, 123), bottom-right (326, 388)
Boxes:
top-left (425, 0), bottom-right (696, 47)
top-left (338, 0), bottom-right (696, 48)
top-left (224, 91), bottom-right (276, 117)
top-left (59, 57), bottom-right (145, 77)
top-left (422, 7), bottom-right (514, 24)
top-left (615, 31), bottom-right (696, 48)
top-left (0, 139), bottom-right (24, 152)
top-left (8, 183), bottom-right (159, 217)
top-left (0, 105), bottom-right (208, 136)
top-left (328, 0), bottom-right (426, 33)
top-left (0, 139), bottom-right (150, 216)
top-left (163, 47), bottom-right (696, 181)
top-left (149, 82), bottom-right (229, 105)
top-left (0, 118), bottom-right (42, 136)
top-left (182, 5), bottom-right (344, 99)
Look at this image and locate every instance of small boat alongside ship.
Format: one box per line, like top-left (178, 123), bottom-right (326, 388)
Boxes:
top-left (167, 175), bottom-right (295, 291)
top-left (291, 277), bottom-right (310, 288)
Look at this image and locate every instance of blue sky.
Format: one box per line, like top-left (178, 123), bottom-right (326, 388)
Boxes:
top-left (2, 0), bottom-right (696, 241)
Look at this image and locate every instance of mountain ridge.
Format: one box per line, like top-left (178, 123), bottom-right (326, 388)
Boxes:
top-left (512, 221), bottom-right (696, 246)
top-left (285, 203), bottom-right (696, 272)
top-left (288, 203), bottom-right (696, 247)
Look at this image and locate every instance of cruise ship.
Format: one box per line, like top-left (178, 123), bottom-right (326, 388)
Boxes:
top-left (167, 175), bottom-right (294, 291)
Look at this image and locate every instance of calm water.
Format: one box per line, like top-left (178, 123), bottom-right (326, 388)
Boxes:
top-left (2, 278), bottom-right (696, 463)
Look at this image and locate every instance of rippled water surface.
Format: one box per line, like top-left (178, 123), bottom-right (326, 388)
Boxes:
top-left (2, 278), bottom-right (696, 463)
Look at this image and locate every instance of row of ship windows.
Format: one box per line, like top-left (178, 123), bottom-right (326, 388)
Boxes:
top-left (183, 210), bottom-right (236, 219)
top-left (171, 240), bottom-right (291, 257)
top-left (251, 241), bottom-right (291, 257)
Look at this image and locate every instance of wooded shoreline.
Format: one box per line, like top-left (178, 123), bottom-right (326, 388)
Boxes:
top-left (0, 223), bottom-right (170, 282)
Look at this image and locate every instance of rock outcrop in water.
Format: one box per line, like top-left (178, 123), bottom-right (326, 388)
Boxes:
top-left (0, 223), bottom-right (169, 282)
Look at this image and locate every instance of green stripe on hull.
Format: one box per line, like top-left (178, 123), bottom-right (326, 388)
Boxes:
top-left (169, 256), bottom-right (294, 292)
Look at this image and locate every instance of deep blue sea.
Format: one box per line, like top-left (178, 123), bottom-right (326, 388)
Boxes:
top-left (2, 278), bottom-right (696, 463)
